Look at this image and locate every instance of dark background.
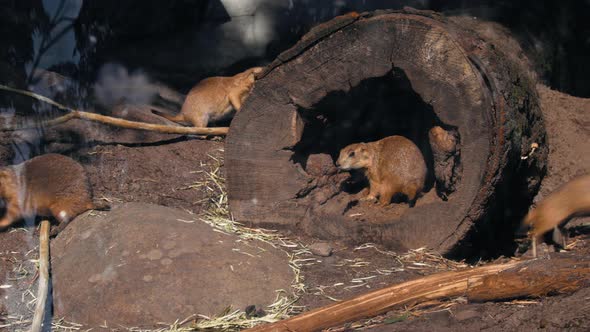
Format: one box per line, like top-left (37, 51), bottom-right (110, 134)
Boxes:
top-left (1, 0), bottom-right (589, 105)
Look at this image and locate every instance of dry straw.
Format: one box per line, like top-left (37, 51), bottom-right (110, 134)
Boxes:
top-left (184, 150), bottom-right (308, 331)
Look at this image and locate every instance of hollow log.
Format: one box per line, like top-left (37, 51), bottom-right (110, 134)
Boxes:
top-left (246, 254), bottom-right (590, 332)
top-left (226, 9), bottom-right (547, 253)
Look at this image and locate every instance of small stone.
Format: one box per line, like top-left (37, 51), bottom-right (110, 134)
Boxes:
top-left (245, 304), bottom-right (266, 318)
top-left (309, 242), bottom-right (333, 257)
top-left (312, 190), bottom-right (328, 204)
top-left (146, 249), bottom-right (163, 260)
top-left (453, 309), bottom-right (479, 321)
top-left (306, 154), bottom-right (337, 177)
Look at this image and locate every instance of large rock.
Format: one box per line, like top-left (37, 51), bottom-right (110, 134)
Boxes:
top-left (51, 203), bottom-right (293, 327)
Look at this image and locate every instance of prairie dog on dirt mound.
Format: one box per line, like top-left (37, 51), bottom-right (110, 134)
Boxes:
top-left (0, 154), bottom-right (109, 234)
top-left (336, 135), bottom-right (427, 206)
top-left (152, 67), bottom-right (263, 127)
top-left (522, 174), bottom-right (590, 257)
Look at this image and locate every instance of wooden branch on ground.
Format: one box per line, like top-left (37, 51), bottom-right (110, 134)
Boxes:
top-left (0, 84), bottom-right (228, 136)
top-left (13, 109), bottom-right (229, 136)
top-left (246, 255), bottom-right (590, 332)
top-left (31, 220), bottom-right (51, 332)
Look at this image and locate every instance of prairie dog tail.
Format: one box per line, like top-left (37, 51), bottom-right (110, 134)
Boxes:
top-left (151, 109), bottom-right (184, 123)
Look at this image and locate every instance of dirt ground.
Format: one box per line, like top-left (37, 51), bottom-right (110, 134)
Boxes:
top-left (0, 83), bottom-right (589, 331)
top-left (342, 84), bottom-right (590, 332)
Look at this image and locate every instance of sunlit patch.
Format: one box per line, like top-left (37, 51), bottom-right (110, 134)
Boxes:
top-left (59, 210), bottom-right (68, 221)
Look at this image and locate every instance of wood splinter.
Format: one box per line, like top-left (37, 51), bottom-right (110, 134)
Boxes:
top-left (31, 220), bottom-right (51, 332)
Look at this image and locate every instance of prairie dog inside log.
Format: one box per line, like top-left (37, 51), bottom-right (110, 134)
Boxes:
top-left (522, 174), bottom-right (590, 257)
top-left (336, 135), bottom-right (427, 206)
top-left (428, 126), bottom-right (460, 198)
top-left (152, 67), bottom-right (263, 127)
top-left (0, 153), bottom-right (109, 234)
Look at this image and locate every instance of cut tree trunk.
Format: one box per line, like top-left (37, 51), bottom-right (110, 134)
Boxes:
top-left (226, 9), bottom-right (547, 253)
top-left (246, 253), bottom-right (590, 332)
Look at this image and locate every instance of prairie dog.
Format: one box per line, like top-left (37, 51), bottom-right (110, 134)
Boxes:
top-left (336, 136), bottom-right (427, 206)
top-left (428, 126), bottom-right (460, 198)
top-left (429, 126), bottom-right (457, 154)
top-left (0, 154), bottom-right (108, 234)
top-left (152, 67), bottom-right (264, 127)
top-left (522, 174), bottom-right (590, 257)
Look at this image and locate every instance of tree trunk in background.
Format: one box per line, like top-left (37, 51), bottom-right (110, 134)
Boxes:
top-left (226, 9), bottom-right (547, 253)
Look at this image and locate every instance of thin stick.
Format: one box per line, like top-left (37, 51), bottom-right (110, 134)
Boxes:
top-left (31, 220), bottom-right (51, 332)
top-left (0, 84), bottom-right (229, 136)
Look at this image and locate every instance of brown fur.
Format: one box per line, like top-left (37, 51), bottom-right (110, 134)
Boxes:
top-left (336, 135), bottom-right (427, 206)
top-left (522, 174), bottom-right (590, 257)
top-left (429, 126), bottom-right (457, 154)
top-left (0, 154), bottom-right (109, 234)
top-left (152, 67), bottom-right (264, 127)
top-left (428, 126), bottom-right (460, 198)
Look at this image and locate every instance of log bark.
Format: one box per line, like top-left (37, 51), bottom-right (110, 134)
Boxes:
top-left (246, 254), bottom-right (590, 332)
top-left (226, 9), bottom-right (547, 253)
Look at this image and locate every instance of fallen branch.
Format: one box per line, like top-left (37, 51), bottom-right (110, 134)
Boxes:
top-left (31, 220), bottom-right (51, 332)
top-left (0, 84), bottom-right (228, 136)
top-left (246, 255), bottom-right (590, 332)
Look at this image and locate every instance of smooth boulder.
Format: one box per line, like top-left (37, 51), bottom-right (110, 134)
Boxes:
top-left (51, 203), bottom-right (293, 328)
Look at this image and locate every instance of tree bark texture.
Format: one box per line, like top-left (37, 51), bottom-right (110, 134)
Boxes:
top-left (226, 9), bottom-right (547, 253)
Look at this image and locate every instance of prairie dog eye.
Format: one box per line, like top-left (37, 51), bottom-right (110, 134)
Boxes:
top-left (348, 151), bottom-right (355, 157)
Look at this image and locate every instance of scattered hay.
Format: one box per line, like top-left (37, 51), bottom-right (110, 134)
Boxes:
top-left (504, 299), bottom-right (540, 306)
top-left (330, 296), bottom-right (541, 331)
top-left (0, 316), bottom-right (31, 331)
top-left (180, 149), bottom-right (309, 331)
top-left (354, 243), bottom-right (470, 272)
top-left (304, 244), bottom-right (474, 310)
top-left (323, 297), bottom-right (467, 331)
top-left (51, 318), bottom-right (87, 331)
top-left (1, 148), bottom-right (482, 332)
top-left (0, 230), bottom-right (40, 331)
top-left (1, 148), bottom-right (310, 332)
top-left (190, 294), bottom-right (305, 331)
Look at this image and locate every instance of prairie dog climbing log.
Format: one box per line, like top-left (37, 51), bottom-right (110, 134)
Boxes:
top-left (152, 67), bottom-right (263, 127)
top-left (428, 125), bottom-right (460, 198)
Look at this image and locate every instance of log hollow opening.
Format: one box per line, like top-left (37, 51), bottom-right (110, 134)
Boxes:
top-left (226, 10), bottom-right (547, 254)
top-left (290, 68), bottom-right (461, 219)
